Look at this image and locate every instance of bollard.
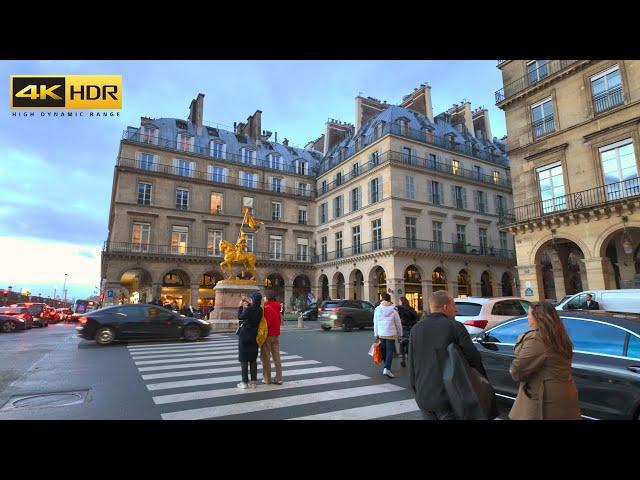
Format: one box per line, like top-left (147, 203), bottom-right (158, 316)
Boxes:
top-left (297, 313), bottom-right (304, 329)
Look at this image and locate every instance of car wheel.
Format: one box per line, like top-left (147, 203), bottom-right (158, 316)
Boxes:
top-left (1, 322), bottom-right (16, 333)
top-left (321, 326), bottom-right (331, 331)
top-left (95, 327), bottom-right (116, 345)
top-left (183, 325), bottom-right (201, 342)
top-left (342, 317), bottom-right (353, 332)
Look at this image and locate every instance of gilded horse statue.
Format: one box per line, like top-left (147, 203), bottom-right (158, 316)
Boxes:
top-left (219, 237), bottom-right (257, 280)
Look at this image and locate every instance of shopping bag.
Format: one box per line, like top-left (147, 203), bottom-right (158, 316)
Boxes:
top-left (373, 341), bottom-right (383, 365)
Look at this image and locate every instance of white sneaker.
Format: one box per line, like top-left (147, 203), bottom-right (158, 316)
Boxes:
top-left (237, 382), bottom-right (249, 389)
top-left (249, 381), bottom-right (257, 388)
top-left (383, 368), bottom-right (395, 378)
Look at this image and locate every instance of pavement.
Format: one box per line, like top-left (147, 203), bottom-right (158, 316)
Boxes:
top-left (0, 321), bottom-right (510, 420)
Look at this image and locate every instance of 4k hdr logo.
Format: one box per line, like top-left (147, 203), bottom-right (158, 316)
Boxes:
top-left (10, 75), bottom-right (122, 109)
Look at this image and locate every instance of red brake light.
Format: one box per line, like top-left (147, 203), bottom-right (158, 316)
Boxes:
top-left (464, 320), bottom-right (488, 329)
top-left (79, 316), bottom-right (88, 325)
top-left (330, 307), bottom-right (341, 312)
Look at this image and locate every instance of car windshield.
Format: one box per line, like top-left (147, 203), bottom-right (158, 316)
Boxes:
top-left (27, 305), bottom-right (43, 315)
top-left (0, 307), bottom-right (24, 314)
top-left (322, 302), bottom-right (343, 309)
top-left (455, 302), bottom-right (483, 316)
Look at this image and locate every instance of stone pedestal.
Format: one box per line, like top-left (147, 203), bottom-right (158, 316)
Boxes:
top-left (209, 280), bottom-right (260, 332)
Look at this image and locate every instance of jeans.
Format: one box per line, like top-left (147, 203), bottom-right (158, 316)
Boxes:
top-left (381, 338), bottom-right (395, 370)
top-left (241, 360), bottom-right (257, 383)
top-left (420, 408), bottom-right (458, 420)
top-left (260, 335), bottom-right (282, 383)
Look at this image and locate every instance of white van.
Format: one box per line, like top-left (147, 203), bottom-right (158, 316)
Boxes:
top-left (555, 289), bottom-right (640, 314)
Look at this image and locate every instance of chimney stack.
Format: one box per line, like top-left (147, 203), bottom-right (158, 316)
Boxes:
top-left (355, 95), bottom-right (389, 132)
top-left (283, 138), bottom-right (289, 147)
top-left (400, 84), bottom-right (433, 122)
top-left (188, 93), bottom-right (205, 135)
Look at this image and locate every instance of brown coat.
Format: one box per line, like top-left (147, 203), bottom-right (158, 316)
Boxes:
top-left (508, 330), bottom-right (581, 420)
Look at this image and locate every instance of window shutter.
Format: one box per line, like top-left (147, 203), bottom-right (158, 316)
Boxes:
top-left (281, 178), bottom-right (286, 191)
top-left (267, 176), bottom-right (273, 190)
top-left (358, 188), bottom-right (362, 209)
top-left (474, 191), bottom-right (480, 211)
top-left (451, 185), bottom-right (456, 206)
top-left (462, 188), bottom-right (468, 209)
top-left (378, 177), bottom-right (383, 200)
top-left (221, 143), bottom-right (227, 159)
top-left (190, 136), bottom-right (195, 152)
top-left (252, 150), bottom-right (257, 165)
top-left (253, 173), bottom-right (259, 188)
top-left (190, 161), bottom-right (195, 177)
top-left (439, 183), bottom-right (444, 205)
top-left (223, 168), bottom-right (228, 182)
top-left (411, 148), bottom-right (417, 165)
top-left (494, 194), bottom-right (499, 214)
top-left (368, 181), bottom-right (372, 204)
top-left (172, 158), bottom-right (178, 173)
top-left (427, 180), bottom-right (433, 203)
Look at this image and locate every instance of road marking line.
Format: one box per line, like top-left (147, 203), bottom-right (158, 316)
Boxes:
top-left (288, 399), bottom-right (420, 420)
top-left (128, 341), bottom-right (238, 352)
top-left (137, 355), bottom-right (302, 372)
top-left (141, 360), bottom-right (320, 380)
top-left (147, 366), bottom-right (342, 391)
top-left (126, 337), bottom-right (231, 348)
top-left (161, 384), bottom-right (405, 420)
top-left (153, 374), bottom-right (370, 405)
top-left (131, 349), bottom-right (238, 359)
top-left (135, 354), bottom-right (239, 365)
top-left (129, 344), bottom-right (238, 355)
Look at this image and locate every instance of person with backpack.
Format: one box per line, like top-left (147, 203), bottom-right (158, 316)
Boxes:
top-left (408, 290), bottom-right (487, 420)
top-left (261, 292), bottom-right (284, 385)
top-left (237, 291), bottom-right (263, 389)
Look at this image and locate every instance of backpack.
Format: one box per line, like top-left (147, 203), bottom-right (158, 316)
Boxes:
top-left (256, 308), bottom-right (268, 347)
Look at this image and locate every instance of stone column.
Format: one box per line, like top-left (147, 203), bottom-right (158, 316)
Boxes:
top-left (345, 279), bottom-right (355, 301)
top-left (421, 279), bottom-right (432, 314)
top-left (548, 251), bottom-right (566, 300)
top-left (152, 283), bottom-right (162, 303)
top-left (583, 257), bottom-right (609, 291)
top-left (189, 284), bottom-right (200, 307)
top-left (284, 284), bottom-right (293, 313)
top-left (389, 277), bottom-right (404, 304)
top-left (365, 280), bottom-right (377, 304)
top-left (517, 264), bottom-right (540, 301)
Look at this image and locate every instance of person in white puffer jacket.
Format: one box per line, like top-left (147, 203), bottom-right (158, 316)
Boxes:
top-left (373, 293), bottom-right (403, 378)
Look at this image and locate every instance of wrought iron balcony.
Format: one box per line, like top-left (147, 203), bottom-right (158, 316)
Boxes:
top-left (498, 176), bottom-right (640, 227)
top-left (117, 157), bottom-right (316, 198)
top-left (314, 237), bottom-right (515, 263)
top-left (318, 121), bottom-right (508, 176)
top-left (495, 60), bottom-right (580, 105)
top-left (593, 85), bottom-right (624, 114)
top-left (532, 114), bottom-right (555, 139)
top-left (318, 150), bottom-right (511, 198)
top-left (102, 241), bottom-right (315, 264)
top-left (122, 130), bottom-right (315, 178)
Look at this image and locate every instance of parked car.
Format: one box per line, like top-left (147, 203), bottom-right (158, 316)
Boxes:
top-left (299, 302), bottom-right (319, 322)
top-left (318, 299), bottom-right (375, 331)
top-left (454, 297), bottom-right (532, 335)
top-left (75, 303), bottom-right (212, 345)
top-left (555, 289), bottom-right (640, 314)
top-left (472, 311), bottom-right (640, 420)
top-left (0, 307), bottom-right (33, 331)
top-left (12, 302), bottom-right (49, 327)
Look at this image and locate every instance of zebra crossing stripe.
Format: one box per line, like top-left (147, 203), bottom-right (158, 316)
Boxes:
top-left (130, 344), bottom-right (238, 355)
top-left (134, 354), bottom-right (240, 365)
top-left (130, 349), bottom-right (238, 359)
top-left (126, 337), bottom-right (232, 348)
top-left (147, 366), bottom-right (342, 391)
top-left (152, 374), bottom-right (370, 405)
top-left (288, 399), bottom-right (420, 420)
top-left (128, 341), bottom-right (238, 352)
top-left (137, 355), bottom-right (302, 372)
top-left (161, 384), bottom-right (405, 420)
top-left (141, 360), bottom-right (320, 380)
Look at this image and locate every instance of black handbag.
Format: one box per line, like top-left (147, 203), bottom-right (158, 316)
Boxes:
top-left (441, 342), bottom-right (498, 420)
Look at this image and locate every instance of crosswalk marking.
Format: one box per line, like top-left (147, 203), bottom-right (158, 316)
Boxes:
top-left (134, 354), bottom-right (240, 365)
top-left (288, 399), bottom-right (420, 420)
top-left (130, 349), bottom-right (238, 359)
top-left (141, 360), bottom-right (320, 380)
top-left (147, 366), bottom-right (343, 391)
top-left (161, 384), bottom-right (405, 420)
top-left (152, 374), bottom-right (370, 405)
top-left (137, 355), bottom-right (302, 372)
top-left (128, 341), bottom-right (238, 352)
top-left (126, 336), bottom-right (232, 348)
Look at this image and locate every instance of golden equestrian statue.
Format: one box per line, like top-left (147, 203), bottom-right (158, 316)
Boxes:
top-left (218, 206), bottom-right (262, 280)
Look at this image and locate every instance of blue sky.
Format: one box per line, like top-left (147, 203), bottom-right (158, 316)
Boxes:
top-left (0, 60), bottom-right (506, 300)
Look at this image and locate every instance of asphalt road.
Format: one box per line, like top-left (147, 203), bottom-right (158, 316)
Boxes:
top-left (0, 322), bottom-right (510, 420)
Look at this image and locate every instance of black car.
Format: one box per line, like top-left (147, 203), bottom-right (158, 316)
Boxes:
top-left (472, 311), bottom-right (640, 420)
top-left (299, 302), bottom-right (319, 322)
top-left (75, 304), bottom-right (212, 345)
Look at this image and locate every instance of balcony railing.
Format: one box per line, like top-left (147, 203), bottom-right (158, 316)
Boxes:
top-left (314, 237), bottom-right (515, 262)
top-left (499, 176), bottom-right (640, 226)
top-left (495, 60), bottom-right (579, 104)
top-left (117, 157), bottom-right (316, 198)
top-left (122, 130), bottom-right (315, 178)
top-left (318, 122), bottom-right (507, 176)
top-left (318, 150), bottom-right (511, 197)
top-left (593, 85), bottom-right (624, 114)
top-left (103, 241), bottom-right (315, 264)
top-left (532, 114), bottom-right (555, 138)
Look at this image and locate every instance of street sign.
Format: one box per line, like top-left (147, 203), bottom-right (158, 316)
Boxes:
top-left (525, 288), bottom-right (534, 297)
top-left (107, 290), bottom-right (113, 298)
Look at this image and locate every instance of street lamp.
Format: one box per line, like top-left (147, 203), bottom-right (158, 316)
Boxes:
top-left (63, 274), bottom-right (68, 304)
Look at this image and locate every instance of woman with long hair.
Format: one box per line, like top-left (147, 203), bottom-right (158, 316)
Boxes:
top-left (509, 301), bottom-right (581, 420)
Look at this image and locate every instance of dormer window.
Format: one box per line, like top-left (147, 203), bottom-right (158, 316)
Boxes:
top-left (268, 153), bottom-right (282, 171)
top-left (296, 159), bottom-right (308, 176)
top-left (374, 122), bottom-right (384, 140)
top-left (395, 118), bottom-right (408, 136)
top-left (339, 148), bottom-right (346, 162)
top-left (241, 147), bottom-right (256, 165)
top-left (210, 141), bottom-right (226, 159)
top-left (141, 126), bottom-right (159, 145)
top-left (177, 133), bottom-right (194, 152)
top-left (448, 133), bottom-right (455, 146)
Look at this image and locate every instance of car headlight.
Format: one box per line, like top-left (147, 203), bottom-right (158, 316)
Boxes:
top-left (17, 319), bottom-right (25, 322)
top-left (198, 319), bottom-right (209, 325)
top-left (330, 314), bottom-right (338, 320)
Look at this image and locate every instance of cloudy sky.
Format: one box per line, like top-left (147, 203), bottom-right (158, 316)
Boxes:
top-left (0, 60), bottom-right (506, 300)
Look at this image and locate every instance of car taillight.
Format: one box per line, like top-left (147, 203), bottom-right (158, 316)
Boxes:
top-left (18, 314), bottom-right (26, 320)
top-left (79, 317), bottom-right (88, 325)
top-left (464, 320), bottom-right (488, 329)
top-left (330, 307), bottom-right (341, 312)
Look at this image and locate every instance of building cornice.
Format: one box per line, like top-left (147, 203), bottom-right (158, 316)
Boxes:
top-left (583, 115), bottom-right (640, 141)
top-left (367, 207), bottom-right (385, 217)
top-left (167, 215), bottom-right (196, 221)
top-left (524, 143), bottom-right (569, 161)
top-left (126, 210), bottom-right (159, 218)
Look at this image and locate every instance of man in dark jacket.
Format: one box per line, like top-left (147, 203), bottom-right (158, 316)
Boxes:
top-left (237, 291), bottom-right (263, 389)
top-left (409, 290), bottom-right (487, 420)
top-left (583, 293), bottom-right (600, 310)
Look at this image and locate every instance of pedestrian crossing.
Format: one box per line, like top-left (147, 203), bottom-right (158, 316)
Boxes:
top-left (126, 333), bottom-right (421, 420)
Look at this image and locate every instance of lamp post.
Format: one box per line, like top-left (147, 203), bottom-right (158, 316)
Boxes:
top-left (63, 274), bottom-right (68, 304)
